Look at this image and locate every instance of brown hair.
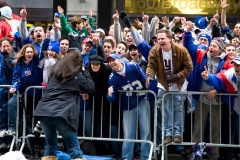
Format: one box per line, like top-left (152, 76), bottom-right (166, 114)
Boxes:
top-left (16, 44), bottom-right (37, 65)
top-left (0, 37), bottom-right (13, 47)
top-left (225, 44), bottom-right (236, 49)
top-left (157, 29), bottom-right (172, 39)
top-left (117, 41), bottom-right (128, 52)
top-left (44, 50), bottom-right (62, 61)
top-left (50, 50), bottom-right (83, 83)
top-left (71, 16), bottom-right (83, 28)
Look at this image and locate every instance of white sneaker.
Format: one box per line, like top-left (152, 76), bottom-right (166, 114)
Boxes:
top-left (5, 129), bottom-right (16, 136)
top-left (0, 143), bottom-right (6, 149)
top-left (0, 130), bottom-right (6, 137)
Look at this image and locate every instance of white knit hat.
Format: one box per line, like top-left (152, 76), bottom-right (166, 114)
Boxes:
top-left (0, 6), bottom-right (12, 19)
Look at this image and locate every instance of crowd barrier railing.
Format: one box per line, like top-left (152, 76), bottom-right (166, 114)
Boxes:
top-left (20, 86), bottom-right (156, 160)
top-left (3, 85), bottom-right (240, 160)
top-left (160, 91), bottom-right (240, 160)
top-left (0, 85), bottom-right (21, 151)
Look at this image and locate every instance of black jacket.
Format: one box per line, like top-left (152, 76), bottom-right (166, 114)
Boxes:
top-left (34, 70), bottom-right (95, 131)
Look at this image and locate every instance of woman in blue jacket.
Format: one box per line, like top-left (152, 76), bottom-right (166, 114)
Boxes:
top-left (6, 44), bottom-right (44, 136)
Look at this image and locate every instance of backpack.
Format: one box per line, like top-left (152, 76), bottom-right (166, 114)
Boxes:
top-left (68, 31), bottom-right (87, 51)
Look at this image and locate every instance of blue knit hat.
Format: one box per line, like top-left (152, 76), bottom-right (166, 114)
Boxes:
top-left (194, 16), bottom-right (209, 29)
top-left (48, 41), bottom-right (60, 54)
top-left (198, 32), bottom-right (212, 45)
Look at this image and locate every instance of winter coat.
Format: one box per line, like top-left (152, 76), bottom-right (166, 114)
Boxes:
top-left (60, 15), bottom-right (93, 37)
top-left (12, 58), bottom-right (43, 95)
top-left (33, 71), bottom-right (95, 132)
top-left (146, 42), bottom-right (193, 91)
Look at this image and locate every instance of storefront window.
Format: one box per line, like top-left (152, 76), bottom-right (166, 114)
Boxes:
top-left (125, 0), bottom-right (240, 14)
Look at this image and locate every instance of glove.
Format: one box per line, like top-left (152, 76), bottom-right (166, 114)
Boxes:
top-left (145, 75), bottom-right (153, 88)
top-left (119, 11), bottom-right (132, 28)
top-left (167, 74), bottom-right (180, 84)
top-left (32, 121), bottom-right (42, 139)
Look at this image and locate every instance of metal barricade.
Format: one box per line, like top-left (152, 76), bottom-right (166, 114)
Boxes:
top-left (158, 91), bottom-right (240, 160)
top-left (0, 85), bottom-right (21, 151)
top-left (20, 87), bottom-right (156, 159)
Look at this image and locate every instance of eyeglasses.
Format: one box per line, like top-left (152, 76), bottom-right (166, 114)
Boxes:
top-left (124, 30), bottom-right (130, 33)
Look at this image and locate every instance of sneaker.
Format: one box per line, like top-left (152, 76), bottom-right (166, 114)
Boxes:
top-left (163, 136), bottom-right (172, 144)
top-left (173, 135), bottom-right (182, 143)
top-left (0, 130), bottom-right (6, 137)
top-left (0, 143), bottom-right (6, 149)
top-left (5, 129), bottom-right (16, 136)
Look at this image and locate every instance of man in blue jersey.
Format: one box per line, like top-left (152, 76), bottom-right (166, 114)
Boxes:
top-left (107, 53), bottom-right (151, 160)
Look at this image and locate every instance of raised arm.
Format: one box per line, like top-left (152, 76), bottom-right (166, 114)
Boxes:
top-left (113, 10), bottom-right (124, 43)
top-left (141, 12), bottom-right (150, 43)
top-left (19, 5), bottom-right (28, 40)
top-left (221, 0), bottom-right (228, 30)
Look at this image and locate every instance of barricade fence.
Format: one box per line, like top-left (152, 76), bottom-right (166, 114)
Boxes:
top-left (0, 85), bottom-right (20, 151)
top-left (160, 91), bottom-right (240, 160)
top-left (21, 86), bottom-right (155, 160)
top-left (1, 84), bottom-right (240, 160)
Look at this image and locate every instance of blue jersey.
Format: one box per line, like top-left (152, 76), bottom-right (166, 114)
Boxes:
top-left (107, 62), bottom-right (147, 110)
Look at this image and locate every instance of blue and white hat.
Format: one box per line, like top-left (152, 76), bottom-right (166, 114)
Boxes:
top-left (194, 16), bottom-right (209, 29)
top-left (107, 53), bottom-right (120, 61)
top-left (232, 55), bottom-right (240, 65)
top-left (54, 12), bottom-right (60, 18)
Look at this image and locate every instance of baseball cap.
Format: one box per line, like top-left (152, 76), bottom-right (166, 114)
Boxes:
top-left (54, 12), bottom-right (60, 18)
top-left (28, 26), bottom-right (35, 35)
top-left (129, 44), bottom-right (138, 51)
top-left (231, 55), bottom-right (240, 65)
top-left (107, 53), bottom-right (120, 61)
top-left (81, 15), bottom-right (88, 20)
top-left (96, 28), bottom-right (105, 35)
top-left (174, 27), bottom-right (184, 34)
top-left (194, 16), bottom-right (209, 29)
top-left (89, 54), bottom-right (104, 64)
top-left (82, 37), bottom-right (94, 46)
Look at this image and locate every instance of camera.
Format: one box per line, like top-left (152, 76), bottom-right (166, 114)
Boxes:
top-left (225, 31), bottom-right (235, 41)
top-left (212, 23), bottom-right (222, 38)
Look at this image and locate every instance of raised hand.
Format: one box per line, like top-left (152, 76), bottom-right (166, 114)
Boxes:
top-left (119, 11), bottom-right (132, 28)
top-left (221, 0), bottom-right (229, 9)
top-left (142, 12), bottom-right (149, 23)
top-left (57, 5), bottom-right (64, 16)
top-left (180, 17), bottom-right (187, 26)
top-left (160, 16), bottom-right (169, 28)
top-left (112, 10), bottom-right (119, 22)
top-left (172, 16), bottom-right (180, 24)
top-left (89, 8), bottom-right (93, 18)
top-left (134, 18), bottom-right (143, 29)
top-left (213, 10), bottom-right (220, 21)
top-left (201, 66), bottom-right (209, 80)
top-left (20, 5), bottom-right (27, 20)
top-left (185, 21), bottom-right (193, 32)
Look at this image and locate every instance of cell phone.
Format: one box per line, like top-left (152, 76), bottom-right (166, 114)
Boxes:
top-left (48, 25), bottom-right (53, 31)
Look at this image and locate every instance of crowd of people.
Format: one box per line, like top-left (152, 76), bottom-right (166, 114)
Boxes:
top-left (0, 0), bottom-right (240, 159)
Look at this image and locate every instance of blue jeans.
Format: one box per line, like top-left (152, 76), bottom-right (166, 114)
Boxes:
top-left (122, 98), bottom-right (151, 160)
top-left (158, 88), bottom-right (186, 137)
top-left (8, 96), bottom-right (17, 131)
top-left (149, 99), bottom-right (162, 145)
top-left (80, 109), bottom-right (92, 137)
top-left (40, 117), bottom-right (83, 159)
